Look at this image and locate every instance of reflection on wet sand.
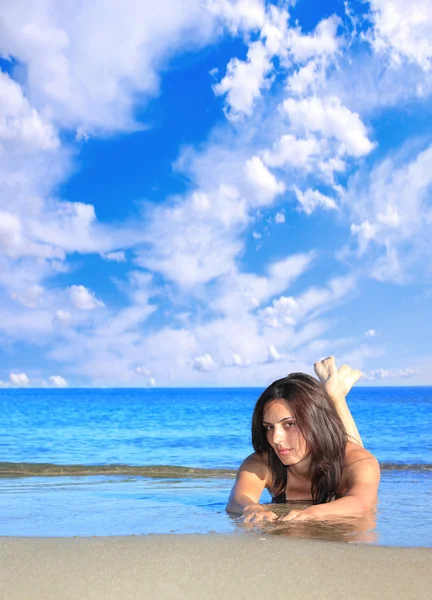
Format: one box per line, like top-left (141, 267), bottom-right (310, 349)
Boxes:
top-left (235, 502), bottom-right (378, 544)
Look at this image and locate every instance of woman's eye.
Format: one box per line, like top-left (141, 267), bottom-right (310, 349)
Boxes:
top-left (264, 425), bottom-right (273, 431)
top-left (285, 422), bottom-right (296, 428)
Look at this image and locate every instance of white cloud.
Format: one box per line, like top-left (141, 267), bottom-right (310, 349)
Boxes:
top-left (0, 71), bottom-right (59, 152)
top-left (287, 15), bottom-right (341, 62)
top-left (0, 1), bottom-right (430, 387)
top-left (134, 185), bottom-right (248, 287)
top-left (226, 353), bottom-right (251, 368)
top-left (135, 366), bottom-right (152, 376)
top-left (102, 251), bottom-right (126, 263)
top-left (244, 156), bottom-right (285, 204)
top-left (263, 134), bottom-right (322, 169)
top-left (55, 309), bottom-right (72, 323)
top-left (213, 40), bottom-right (273, 119)
top-left (0, 211), bottom-right (65, 260)
top-left (211, 252), bottom-right (314, 317)
top-left (213, 9), bottom-right (342, 120)
top-left (0, 0), bottom-right (217, 135)
top-left (193, 353), bottom-right (219, 372)
top-left (293, 187), bottom-right (338, 215)
top-left (48, 375), bottom-right (68, 388)
top-left (11, 284), bottom-right (44, 308)
top-left (366, 367), bottom-right (419, 380)
top-left (275, 212), bottom-right (285, 224)
top-left (266, 344), bottom-right (282, 362)
top-left (365, 329), bottom-right (377, 337)
top-left (347, 143), bottom-right (432, 282)
top-left (282, 96), bottom-right (375, 158)
top-left (213, 4), bottom-right (289, 119)
top-left (259, 275), bottom-right (356, 328)
top-left (69, 285), bottom-right (105, 311)
top-left (9, 372), bottom-right (30, 387)
top-left (368, 0), bottom-right (432, 71)
top-left (259, 296), bottom-right (297, 329)
top-left (207, 0), bottom-right (265, 35)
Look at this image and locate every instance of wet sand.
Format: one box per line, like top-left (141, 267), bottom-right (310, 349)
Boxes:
top-left (0, 535), bottom-right (430, 600)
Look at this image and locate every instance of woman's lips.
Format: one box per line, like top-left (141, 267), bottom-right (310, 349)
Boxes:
top-left (277, 448), bottom-right (293, 456)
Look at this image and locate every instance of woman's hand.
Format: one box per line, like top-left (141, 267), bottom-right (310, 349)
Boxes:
top-left (278, 509), bottom-right (318, 522)
top-left (314, 356), bottom-right (362, 398)
top-left (242, 504), bottom-right (278, 523)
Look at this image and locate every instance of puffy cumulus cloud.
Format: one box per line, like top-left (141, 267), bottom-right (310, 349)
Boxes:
top-left (213, 4), bottom-right (288, 119)
top-left (0, 0), bottom-right (218, 135)
top-left (244, 156), bottom-right (285, 204)
top-left (207, 0), bottom-right (265, 35)
top-left (0, 71), bottom-right (59, 153)
top-left (287, 15), bottom-right (341, 62)
top-left (48, 375), bottom-right (68, 388)
top-left (9, 372), bottom-right (30, 387)
top-left (192, 353), bottom-right (219, 372)
top-left (47, 251), bottom-right (348, 386)
top-left (263, 134), bottom-right (322, 170)
top-left (2, 1), bottom-right (429, 387)
top-left (69, 285), bottom-right (105, 311)
top-left (225, 353), bottom-right (251, 368)
top-left (214, 8), bottom-right (342, 120)
top-left (365, 367), bottom-right (419, 380)
top-left (368, 0), bottom-right (432, 71)
top-left (282, 96), bottom-right (375, 159)
top-left (346, 143), bottom-right (432, 282)
top-left (274, 212), bottom-right (285, 224)
top-left (293, 187), bottom-right (338, 215)
top-left (213, 40), bottom-right (273, 119)
top-left (365, 329), bottom-right (377, 337)
top-left (259, 296), bottom-right (297, 328)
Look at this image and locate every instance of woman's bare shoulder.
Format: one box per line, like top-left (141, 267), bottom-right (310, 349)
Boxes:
top-left (238, 452), bottom-right (271, 480)
top-left (344, 441), bottom-right (377, 466)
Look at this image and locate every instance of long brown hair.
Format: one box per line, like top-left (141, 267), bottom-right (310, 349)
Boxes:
top-left (251, 373), bottom-right (347, 504)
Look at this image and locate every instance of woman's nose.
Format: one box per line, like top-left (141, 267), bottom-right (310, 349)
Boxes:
top-left (273, 426), bottom-right (285, 444)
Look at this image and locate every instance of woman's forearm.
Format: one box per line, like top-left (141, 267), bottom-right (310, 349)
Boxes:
top-left (330, 392), bottom-right (363, 447)
top-left (303, 494), bottom-right (370, 518)
top-left (226, 495), bottom-right (263, 515)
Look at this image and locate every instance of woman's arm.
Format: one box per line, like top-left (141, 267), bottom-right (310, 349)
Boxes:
top-left (314, 356), bottom-right (364, 447)
top-left (281, 456), bottom-right (380, 521)
top-left (226, 453), bottom-right (278, 522)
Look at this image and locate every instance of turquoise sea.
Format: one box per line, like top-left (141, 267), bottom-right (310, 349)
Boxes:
top-left (0, 387), bottom-right (431, 546)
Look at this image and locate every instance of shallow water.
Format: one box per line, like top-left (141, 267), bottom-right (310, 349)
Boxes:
top-left (0, 387), bottom-right (431, 546)
top-left (0, 470), bottom-right (430, 546)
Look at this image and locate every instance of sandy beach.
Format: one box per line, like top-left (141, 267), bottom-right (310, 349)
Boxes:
top-left (1, 535), bottom-right (430, 600)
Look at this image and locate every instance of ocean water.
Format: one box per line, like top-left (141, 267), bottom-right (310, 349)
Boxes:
top-left (0, 387), bottom-right (431, 546)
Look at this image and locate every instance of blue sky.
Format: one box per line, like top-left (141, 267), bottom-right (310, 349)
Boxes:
top-left (1, 0), bottom-right (431, 388)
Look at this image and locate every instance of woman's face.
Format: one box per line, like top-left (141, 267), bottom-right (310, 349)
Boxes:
top-left (263, 399), bottom-right (308, 466)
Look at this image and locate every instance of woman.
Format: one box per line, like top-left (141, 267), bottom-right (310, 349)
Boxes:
top-left (226, 357), bottom-right (380, 523)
